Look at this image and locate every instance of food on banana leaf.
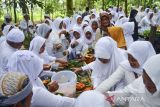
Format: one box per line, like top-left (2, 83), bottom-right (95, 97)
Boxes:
top-left (76, 82), bottom-right (86, 91)
top-left (84, 87), bottom-right (93, 91)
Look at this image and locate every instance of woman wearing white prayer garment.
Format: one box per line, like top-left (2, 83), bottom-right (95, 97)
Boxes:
top-left (0, 72), bottom-right (75, 107)
top-left (72, 15), bottom-right (83, 28)
top-left (115, 14), bottom-right (129, 27)
top-left (89, 19), bottom-right (99, 38)
top-left (74, 37), bottom-right (126, 89)
top-left (65, 27), bottom-right (86, 59)
top-left (19, 13), bottom-right (33, 34)
top-left (152, 7), bottom-right (159, 24)
top-left (136, 6), bottom-right (145, 24)
top-left (139, 12), bottom-right (156, 34)
top-left (74, 90), bottom-right (111, 107)
top-left (96, 41), bottom-right (156, 93)
top-left (144, 8), bottom-right (150, 16)
top-left (29, 36), bottom-right (68, 71)
top-left (63, 17), bottom-right (71, 32)
top-left (106, 54), bottom-right (160, 107)
top-left (44, 18), bottom-right (53, 27)
top-left (49, 17), bottom-right (68, 58)
top-left (121, 22), bottom-right (134, 48)
top-left (0, 28), bottom-right (25, 76)
top-left (1, 14), bottom-right (12, 31)
top-left (156, 11), bottom-right (160, 26)
top-left (0, 25), bottom-right (14, 44)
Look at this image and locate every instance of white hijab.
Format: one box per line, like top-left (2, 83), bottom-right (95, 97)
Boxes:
top-left (63, 17), bottom-right (71, 32)
top-left (52, 17), bottom-right (63, 33)
top-left (93, 37), bottom-right (125, 87)
top-left (29, 36), bottom-right (46, 57)
top-left (83, 26), bottom-right (94, 45)
top-left (122, 22), bottom-right (134, 48)
top-left (37, 23), bottom-right (51, 38)
top-left (74, 90), bottom-right (111, 107)
top-left (73, 15), bottom-right (82, 28)
top-left (7, 50), bottom-right (45, 88)
top-left (120, 41), bottom-right (156, 75)
top-left (6, 28), bottom-right (25, 43)
top-left (2, 25), bottom-right (13, 36)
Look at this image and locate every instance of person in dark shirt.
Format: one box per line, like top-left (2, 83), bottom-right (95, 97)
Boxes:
top-left (1, 14), bottom-right (12, 31)
top-left (82, 7), bottom-right (90, 19)
top-left (129, 9), bottom-right (138, 41)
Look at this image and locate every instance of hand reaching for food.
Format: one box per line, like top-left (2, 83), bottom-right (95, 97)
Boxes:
top-left (47, 81), bottom-right (59, 92)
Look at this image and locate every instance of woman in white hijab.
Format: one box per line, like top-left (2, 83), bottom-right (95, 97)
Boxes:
top-left (72, 15), bottom-right (83, 28)
top-left (156, 11), bottom-right (160, 26)
top-left (44, 18), bottom-right (53, 27)
top-left (115, 14), bottom-right (129, 27)
top-left (139, 12), bottom-right (155, 34)
top-left (74, 90), bottom-right (111, 107)
top-left (63, 17), bottom-right (71, 32)
top-left (37, 23), bottom-right (52, 39)
top-left (136, 6), bottom-right (145, 24)
top-left (96, 41), bottom-right (156, 93)
top-left (7, 50), bottom-right (45, 88)
top-left (74, 37), bottom-right (125, 89)
top-left (122, 22), bottom-right (134, 48)
top-left (0, 72), bottom-right (75, 107)
top-left (0, 28), bottom-right (25, 76)
top-left (0, 25), bottom-right (14, 44)
top-left (29, 36), bottom-right (68, 70)
top-left (107, 54), bottom-right (160, 107)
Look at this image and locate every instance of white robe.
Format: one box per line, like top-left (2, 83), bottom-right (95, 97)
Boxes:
top-left (0, 41), bottom-right (17, 75)
top-left (82, 37), bottom-right (126, 89)
top-left (31, 86), bottom-right (75, 107)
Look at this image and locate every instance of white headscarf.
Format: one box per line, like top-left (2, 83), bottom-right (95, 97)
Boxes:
top-left (44, 18), bottom-right (53, 27)
top-left (74, 90), bottom-right (111, 107)
top-left (37, 23), bottom-right (51, 38)
top-left (7, 50), bottom-right (45, 88)
top-left (93, 37), bottom-right (125, 87)
top-left (121, 41), bottom-right (156, 75)
top-left (2, 25), bottom-right (13, 36)
top-left (71, 27), bottom-right (83, 41)
top-left (4, 14), bottom-right (11, 24)
top-left (143, 54), bottom-right (160, 106)
top-left (122, 22), bottom-right (134, 48)
top-left (83, 26), bottom-right (94, 45)
top-left (63, 17), bottom-right (71, 32)
top-left (29, 36), bottom-right (46, 56)
top-left (83, 15), bottom-right (90, 23)
top-left (52, 17), bottom-right (63, 33)
top-left (72, 15), bottom-right (82, 28)
top-left (6, 28), bottom-right (25, 43)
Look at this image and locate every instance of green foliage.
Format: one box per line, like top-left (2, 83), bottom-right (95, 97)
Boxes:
top-left (143, 30), bottom-right (151, 38)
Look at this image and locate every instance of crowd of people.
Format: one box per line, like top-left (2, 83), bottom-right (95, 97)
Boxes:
top-left (0, 5), bottom-right (160, 107)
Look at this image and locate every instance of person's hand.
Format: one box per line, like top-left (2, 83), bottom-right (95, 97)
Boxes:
top-left (59, 30), bottom-right (67, 36)
top-left (63, 50), bottom-right (69, 56)
top-left (72, 67), bottom-right (82, 73)
top-left (56, 58), bottom-right (68, 65)
top-left (43, 64), bottom-right (51, 70)
top-left (47, 81), bottom-right (59, 92)
top-left (56, 44), bottom-right (62, 50)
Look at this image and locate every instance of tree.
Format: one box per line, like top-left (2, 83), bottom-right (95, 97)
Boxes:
top-left (66, 0), bottom-right (73, 17)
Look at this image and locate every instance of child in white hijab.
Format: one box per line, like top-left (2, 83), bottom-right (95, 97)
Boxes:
top-left (74, 37), bottom-right (125, 89)
top-left (96, 41), bottom-right (156, 93)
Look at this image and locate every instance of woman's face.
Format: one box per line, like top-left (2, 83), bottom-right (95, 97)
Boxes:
top-left (92, 22), bottom-right (98, 31)
top-left (73, 31), bottom-right (80, 39)
top-left (91, 14), bottom-right (96, 19)
top-left (128, 53), bottom-right (140, 68)
top-left (143, 71), bottom-right (157, 94)
top-left (63, 23), bottom-right (66, 29)
top-left (39, 43), bottom-right (45, 54)
top-left (59, 21), bottom-right (63, 29)
top-left (45, 29), bottom-right (52, 39)
top-left (85, 31), bottom-right (92, 40)
top-left (77, 17), bottom-right (82, 25)
top-left (98, 58), bottom-right (110, 64)
top-left (100, 16), bottom-right (110, 28)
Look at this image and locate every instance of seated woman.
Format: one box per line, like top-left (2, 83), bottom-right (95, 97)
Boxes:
top-left (74, 37), bottom-right (126, 89)
top-left (106, 54), bottom-right (160, 107)
top-left (29, 36), bottom-right (68, 71)
top-left (96, 41), bottom-right (156, 93)
top-left (0, 72), bottom-right (75, 107)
